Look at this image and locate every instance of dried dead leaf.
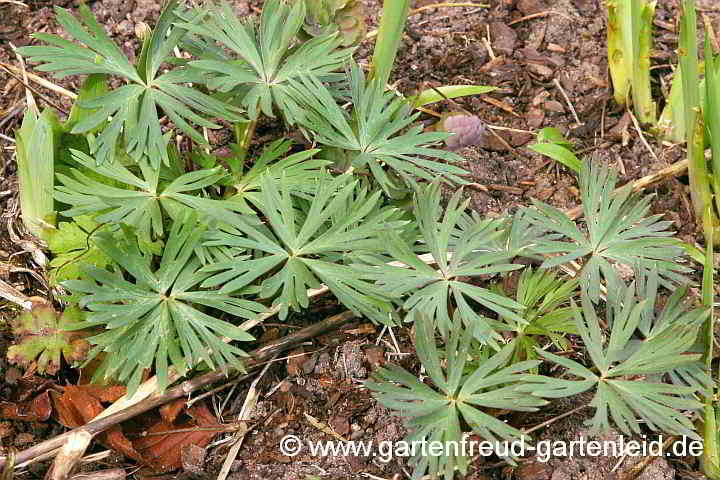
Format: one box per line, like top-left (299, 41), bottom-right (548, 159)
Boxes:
top-left (132, 402), bottom-right (222, 473)
top-left (159, 398), bottom-right (185, 424)
top-left (0, 390), bottom-right (51, 421)
top-left (50, 385), bottom-right (144, 464)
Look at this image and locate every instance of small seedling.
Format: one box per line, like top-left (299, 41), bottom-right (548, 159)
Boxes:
top-left (527, 126), bottom-right (582, 173)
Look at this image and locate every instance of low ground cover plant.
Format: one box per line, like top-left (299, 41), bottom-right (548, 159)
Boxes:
top-left (7, 0), bottom-right (716, 478)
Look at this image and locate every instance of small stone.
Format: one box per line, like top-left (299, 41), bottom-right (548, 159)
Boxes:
top-left (490, 22), bottom-right (517, 56)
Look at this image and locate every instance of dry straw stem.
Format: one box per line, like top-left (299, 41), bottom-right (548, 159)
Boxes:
top-left (46, 431), bottom-right (93, 480)
top-left (216, 356), bottom-right (276, 480)
top-left (0, 62), bottom-right (76, 99)
top-left (68, 470), bottom-right (125, 480)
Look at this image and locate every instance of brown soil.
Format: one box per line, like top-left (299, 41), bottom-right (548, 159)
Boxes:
top-left (0, 0), bottom-right (716, 479)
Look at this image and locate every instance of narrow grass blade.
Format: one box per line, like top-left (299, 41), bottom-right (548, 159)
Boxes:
top-left (527, 142), bottom-right (582, 173)
top-left (411, 85), bottom-right (496, 107)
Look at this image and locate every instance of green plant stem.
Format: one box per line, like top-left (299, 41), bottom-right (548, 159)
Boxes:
top-left (631, 0), bottom-right (656, 124)
top-left (679, 0), bottom-right (711, 226)
top-left (369, 0), bottom-right (410, 87)
top-left (703, 405), bottom-right (720, 480)
top-left (607, 0), bottom-right (630, 106)
top-left (704, 18), bottom-right (720, 235)
top-left (607, 0), bottom-right (656, 124)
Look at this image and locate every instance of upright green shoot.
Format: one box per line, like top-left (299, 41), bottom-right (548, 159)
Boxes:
top-left (703, 17), bottom-right (720, 238)
top-left (607, 0), bottom-right (657, 125)
top-left (702, 207), bottom-right (720, 479)
top-left (369, 0), bottom-right (410, 87)
top-left (679, 1), bottom-right (705, 222)
top-left (14, 108), bottom-right (59, 241)
top-left (679, 0), bottom-right (720, 242)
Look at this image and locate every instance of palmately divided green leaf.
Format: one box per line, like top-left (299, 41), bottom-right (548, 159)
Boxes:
top-left (203, 172), bottom-right (402, 323)
top-left (366, 314), bottom-right (545, 479)
top-left (17, 1), bottom-right (244, 166)
top-left (64, 214), bottom-right (265, 394)
top-left (55, 149), bottom-right (258, 246)
top-left (523, 160), bottom-right (690, 303)
top-left (47, 215), bottom-right (113, 285)
top-left (290, 63), bottom-right (469, 194)
top-left (358, 182), bottom-right (525, 345)
top-left (180, 0), bottom-right (352, 123)
top-left (493, 268), bottom-right (578, 366)
top-left (525, 283), bottom-right (707, 439)
top-left (229, 139), bottom-right (332, 213)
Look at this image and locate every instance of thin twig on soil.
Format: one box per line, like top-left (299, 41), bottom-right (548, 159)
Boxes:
top-left (0, 0), bottom-right (28, 6)
top-left (612, 435), bottom-right (676, 479)
top-left (507, 10), bottom-right (573, 26)
top-left (1, 60), bottom-right (68, 115)
top-left (627, 108), bottom-right (659, 162)
top-left (522, 404), bottom-right (589, 435)
top-left (185, 373), bottom-right (254, 409)
top-left (0, 278), bottom-right (31, 309)
top-left (409, 2), bottom-right (489, 15)
top-left (69, 469), bottom-right (126, 480)
top-left (552, 78), bottom-right (582, 126)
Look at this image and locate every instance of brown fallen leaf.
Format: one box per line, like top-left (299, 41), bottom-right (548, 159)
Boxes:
top-left (159, 398), bottom-right (185, 424)
top-left (51, 385), bottom-right (144, 464)
top-left (132, 402), bottom-right (223, 473)
top-left (0, 390), bottom-right (52, 421)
